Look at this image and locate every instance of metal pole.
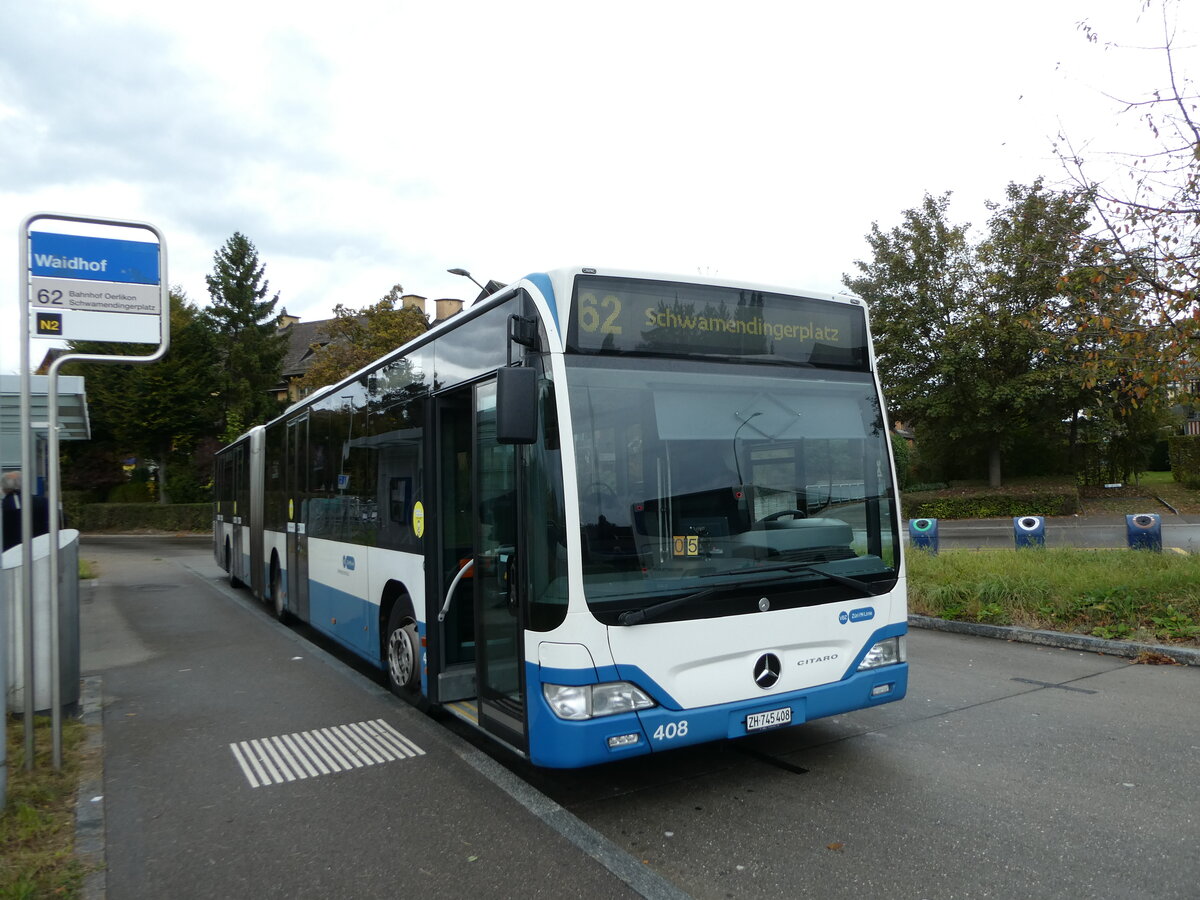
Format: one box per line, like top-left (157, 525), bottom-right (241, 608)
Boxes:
top-left (47, 360), bottom-right (63, 769)
top-left (18, 217), bottom-right (36, 770)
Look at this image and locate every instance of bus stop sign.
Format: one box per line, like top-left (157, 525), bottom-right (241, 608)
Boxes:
top-left (26, 222), bottom-right (166, 345)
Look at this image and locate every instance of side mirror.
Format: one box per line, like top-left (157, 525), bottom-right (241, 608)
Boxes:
top-left (496, 366), bottom-right (537, 444)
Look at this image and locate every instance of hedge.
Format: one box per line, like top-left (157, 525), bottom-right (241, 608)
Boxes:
top-left (75, 503), bottom-right (211, 533)
top-left (1169, 435), bottom-right (1200, 487)
top-left (902, 489), bottom-right (1080, 520)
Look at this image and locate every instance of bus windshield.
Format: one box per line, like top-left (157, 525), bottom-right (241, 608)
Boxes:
top-left (566, 357), bottom-right (899, 620)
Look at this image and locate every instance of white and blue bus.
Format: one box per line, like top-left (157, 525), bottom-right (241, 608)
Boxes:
top-left (214, 267), bottom-right (908, 768)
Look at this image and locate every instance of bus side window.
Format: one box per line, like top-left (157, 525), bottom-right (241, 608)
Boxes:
top-left (389, 476), bottom-right (412, 525)
top-left (373, 394), bottom-right (424, 551)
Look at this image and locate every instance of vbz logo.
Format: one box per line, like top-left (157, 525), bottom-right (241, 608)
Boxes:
top-left (341, 555), bottom-right (356, 571)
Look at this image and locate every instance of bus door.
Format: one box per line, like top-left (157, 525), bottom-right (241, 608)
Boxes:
top-left (286, 415), bottom-right (311, 622)
top-left (229, 447), bottom-right (246, 584)
top-left (433, 379), bottom-right (526, 749)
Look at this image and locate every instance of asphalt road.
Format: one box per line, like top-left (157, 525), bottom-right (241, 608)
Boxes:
top-left (79, 535), bottom-right (1200, 899)
top-left (932, 514), bottom-right (1200, 552)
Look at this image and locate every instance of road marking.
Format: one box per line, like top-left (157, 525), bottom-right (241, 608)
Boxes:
top-left (1011, 677), bottom-right (1098, 695)
top-left (231, 719), bottom-right (425, 788)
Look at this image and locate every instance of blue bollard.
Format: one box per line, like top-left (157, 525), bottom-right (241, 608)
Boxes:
top-left (1013, 515), bottom-right (1045, 549)
top-left (1126, 513), bottom-right (1162, 552)
top-left (909, 517), bottom-right (938, 554)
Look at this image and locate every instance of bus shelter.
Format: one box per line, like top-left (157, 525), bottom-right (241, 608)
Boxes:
top-left (0, 373), bottom-right (91, 490)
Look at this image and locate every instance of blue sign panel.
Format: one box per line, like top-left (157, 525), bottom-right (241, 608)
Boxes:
top-left (30, 231), bottom-right (160, 285)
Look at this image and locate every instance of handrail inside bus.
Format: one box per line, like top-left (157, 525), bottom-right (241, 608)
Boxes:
top-left (438, 559), bottom-right (475, 623)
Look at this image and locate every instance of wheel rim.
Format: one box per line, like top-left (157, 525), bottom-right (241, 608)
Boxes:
top-left (389, 625), bottom-right (414, 688)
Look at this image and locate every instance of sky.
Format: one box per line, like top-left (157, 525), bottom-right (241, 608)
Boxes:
top-left (2, 0), bottom-right (1196, 373)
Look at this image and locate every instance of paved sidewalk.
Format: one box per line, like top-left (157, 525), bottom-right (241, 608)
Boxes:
top-left (78, 536), bottom-right (681, 900)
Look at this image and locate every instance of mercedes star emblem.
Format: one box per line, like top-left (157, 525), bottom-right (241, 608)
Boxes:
top-left (754, 653), bottom-right (781, 689)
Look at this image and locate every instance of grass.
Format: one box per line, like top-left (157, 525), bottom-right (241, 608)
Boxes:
top-left (0, 558), bottom-right (100, 898)
top-left (2, 716), bottom-right (90, 899)
top-left (908, 547), bottom-right (1200, 645)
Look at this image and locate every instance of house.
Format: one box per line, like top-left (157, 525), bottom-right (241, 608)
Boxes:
top-left (272, 295), bottom-right (465, 404)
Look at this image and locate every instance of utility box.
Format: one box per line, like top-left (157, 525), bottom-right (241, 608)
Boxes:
top-left (1013, 516), bottom-right (1046, 549)
top-left (908, 517), bottom-right (938, 554)
top-left (1, 530), bottom-right (81, 713)
top-left (1126, 513), bottom-right (1162, 552)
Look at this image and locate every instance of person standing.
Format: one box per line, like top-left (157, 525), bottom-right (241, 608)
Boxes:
top-left (1, 471), bottom-right (51, 553)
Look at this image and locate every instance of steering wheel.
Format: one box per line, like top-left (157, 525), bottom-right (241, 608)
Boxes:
top-left (755, 509), bottom-right (808, 527)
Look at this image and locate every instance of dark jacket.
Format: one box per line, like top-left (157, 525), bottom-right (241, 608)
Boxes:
top-left (1, 491), bottom-right (51, 552)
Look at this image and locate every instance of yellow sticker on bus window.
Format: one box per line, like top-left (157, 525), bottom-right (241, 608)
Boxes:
top-left (413, 501), bottom-right (425, 539)
top-left (673, 535), bottom-right (700, 557)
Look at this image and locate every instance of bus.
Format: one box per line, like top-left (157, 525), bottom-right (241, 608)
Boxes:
top-left (213, 266), bottom-right (908, 768)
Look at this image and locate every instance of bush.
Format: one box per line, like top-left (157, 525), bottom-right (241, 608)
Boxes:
top-left (891, 434), bottom-right (913, 491)
top-left (903, 484), bottom-right (1080, 519)
top-left (106, 481), bottom-right (153, 503)
top-left (164, 471), bottom-right (211, 504)
top-left (77, 503), bottom-right (210, 533)
top-left (1168, 435), bottom-right (1200, 488)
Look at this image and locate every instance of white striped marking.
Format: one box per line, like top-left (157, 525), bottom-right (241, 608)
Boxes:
top-left (230, 719), bottom-right (425, 788)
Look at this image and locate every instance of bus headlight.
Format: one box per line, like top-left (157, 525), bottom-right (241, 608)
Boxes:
top-left (857, 636), bottom-right (905, 671)
top-left (543, 682), bottom-right (656, 720)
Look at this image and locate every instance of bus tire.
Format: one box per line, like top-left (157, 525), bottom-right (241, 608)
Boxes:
top-left (271, 559), bottom-right (288, 622)
top-left (225, 538), bottom-right (244, 588)
top-left (385, 604), bottom-right (420, 697)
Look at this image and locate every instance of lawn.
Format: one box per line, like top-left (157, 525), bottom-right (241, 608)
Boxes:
top-left (908, 546), bottom-right (1200, 646)
top-left (2, 716), bottom-right (90, 899)
top-left (1078, 470), bottom-right (1200, 515)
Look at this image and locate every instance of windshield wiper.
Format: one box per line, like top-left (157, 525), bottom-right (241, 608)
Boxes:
top-left (617, 564), bottom-right (886, 626)
top-left (617, 587), bottom-right (718, 626)
top-left (705, 562), bottom-right (887, 596)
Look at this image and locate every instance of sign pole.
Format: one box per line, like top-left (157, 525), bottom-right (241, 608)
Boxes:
top-left (20, 212), bottom-right (168, 770)
top-left (17, 221), bottom-right (36, 770)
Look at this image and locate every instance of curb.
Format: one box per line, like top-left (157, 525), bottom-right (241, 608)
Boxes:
top-left (75, 674), bottom-right (106, 900)
top-left (909, 614), bottom-right (1200, 666)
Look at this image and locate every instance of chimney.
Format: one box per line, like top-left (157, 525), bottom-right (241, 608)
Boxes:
top-left (401, 294), bottom-right (426, 316)
top-left (277, 307), bottom-right (300, 330)
top-left (435, 299), bottom-right (464, 322)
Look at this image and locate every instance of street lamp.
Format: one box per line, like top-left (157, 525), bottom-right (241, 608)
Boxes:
top-left (447, 267), bottom-right (487, 294)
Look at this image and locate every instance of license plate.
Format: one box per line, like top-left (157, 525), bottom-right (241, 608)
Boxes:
top-left (746, 706), bottom-right (792, 732)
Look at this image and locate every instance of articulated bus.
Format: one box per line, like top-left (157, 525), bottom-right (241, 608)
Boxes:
top-left (213, 267), bottom-right (908, 768)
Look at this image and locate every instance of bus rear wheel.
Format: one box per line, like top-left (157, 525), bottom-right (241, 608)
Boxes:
top-left (386, 605), bottom-right (420, 697)
top-left (225, 539), bottom-right (244, 588)
top-left (271, 561), bottom-right (288, 622)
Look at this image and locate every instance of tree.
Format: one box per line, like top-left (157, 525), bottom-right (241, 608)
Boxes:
top-left (295, 285), bottom-right (429, 394)
top-left (203, 232), bottom-right (287, 431)
top-left (845, 183), bottom-right (1102, 487)
top-left (64, 290), bottom-right (220, 503)
top-left (1055, 1), bottom-right (1199, 393)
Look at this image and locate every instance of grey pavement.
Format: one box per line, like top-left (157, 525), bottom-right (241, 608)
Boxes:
top-left (78, 536), bottom-right (675, 900)
top-left (71, 524), bottom-right (1199, 898)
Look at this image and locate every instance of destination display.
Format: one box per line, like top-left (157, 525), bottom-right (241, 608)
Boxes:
top-left (567, 275), bottom-right (868, 368)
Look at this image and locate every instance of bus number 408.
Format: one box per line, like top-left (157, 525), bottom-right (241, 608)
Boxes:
top-left (652, 721), bottom-right (689, 741)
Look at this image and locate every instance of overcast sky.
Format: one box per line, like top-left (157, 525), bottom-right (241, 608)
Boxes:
top-left (2, 0), bottom-right (1195, 373)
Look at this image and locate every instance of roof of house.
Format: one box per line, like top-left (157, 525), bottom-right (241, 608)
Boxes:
top-left (279, 317), bottom-right (339, 379)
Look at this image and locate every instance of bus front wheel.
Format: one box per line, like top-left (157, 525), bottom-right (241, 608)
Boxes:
top-left (385, 605), bottom-right (420, 697)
